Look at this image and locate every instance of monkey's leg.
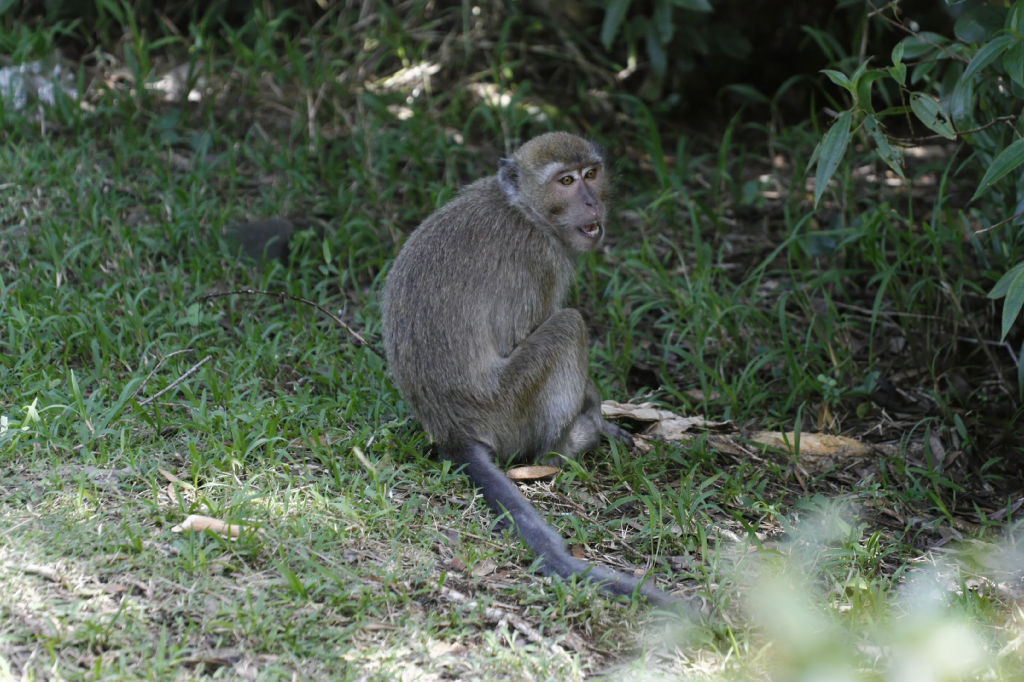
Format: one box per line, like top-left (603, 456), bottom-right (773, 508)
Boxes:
top-left (561, 379), bottom-right (635, 454)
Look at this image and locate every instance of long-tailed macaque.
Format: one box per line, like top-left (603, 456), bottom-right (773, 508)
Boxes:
top-left (382, 132), bottom-right (678, 607)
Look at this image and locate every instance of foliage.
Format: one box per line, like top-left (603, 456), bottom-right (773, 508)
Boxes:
top-left (600, 0), bottom-right (717, 83)
top-left (810, 1), bottom-right (1024, 349)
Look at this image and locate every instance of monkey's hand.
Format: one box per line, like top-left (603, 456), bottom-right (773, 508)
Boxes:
top-left (601, 420), bottom-right (635, 450)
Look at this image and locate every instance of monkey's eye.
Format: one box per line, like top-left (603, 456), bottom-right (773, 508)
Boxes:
top-left (583, 167), bottom-right (598, 180)
top-left (558, 175), bottom-right (574, 186)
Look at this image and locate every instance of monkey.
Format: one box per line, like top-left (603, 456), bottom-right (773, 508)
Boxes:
top-left (382, 132), bottom-right (679, 608)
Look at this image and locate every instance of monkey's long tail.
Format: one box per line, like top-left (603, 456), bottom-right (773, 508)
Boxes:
top-left (456, 440), bottom-right (683, 610)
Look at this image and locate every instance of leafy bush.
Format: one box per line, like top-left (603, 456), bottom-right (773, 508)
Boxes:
top-left (810, 1), bottom-right (1024, 364)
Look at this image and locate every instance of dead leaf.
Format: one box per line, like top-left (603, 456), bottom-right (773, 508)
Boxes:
top-left (817, 402), bottom-right (838, 431)
top-left (706, 434), bottom-right (752, 457)
top-left (351, 445), bottom-right (377, 473)
top-left (631, 437), bottom-right (654, 454)
top-left (683, 388), bottom-right (720, 401)
top-left (171, 514), bottom-right (259, 539)
top-left (602, 400), bottom-right (731, 441)
top-left (22, 564), bottom-right (61, 582)
top-left (159, 469), bottom-right (182, 483)
top-left (179, 649), bottom-right (241, 669)
top-left (507, 465), bottom-right (559, 480)
top-left (470, 558), bottom-right (498, 577)
top-left (428, 640), bottom-right (464, 659)
top-left (80, 466), bottom-right (132, 484)
top-left (750, 431), bottom-right (871, 462)
top-left (928, 432), bottom-right (947, 470)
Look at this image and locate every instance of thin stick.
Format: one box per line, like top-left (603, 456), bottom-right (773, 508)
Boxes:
top-left (440, 586), bottom-right (577, 656)
top-left (200, 288), bottom-right (383, 358)
top-left (135, 348), bottom-right (194, 398)
top-left (138, 355), bottom-right (212, 406)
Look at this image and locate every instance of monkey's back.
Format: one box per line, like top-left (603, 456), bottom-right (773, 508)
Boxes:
top-left (382, 177), bottom-right (576, 450)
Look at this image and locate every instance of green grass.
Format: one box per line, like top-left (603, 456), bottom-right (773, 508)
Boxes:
top-left (2, 2), bottom-right (1024, 679)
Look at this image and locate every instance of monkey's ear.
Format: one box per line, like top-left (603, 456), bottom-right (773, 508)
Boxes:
top-left (498, 158), bottom-right (520, 200)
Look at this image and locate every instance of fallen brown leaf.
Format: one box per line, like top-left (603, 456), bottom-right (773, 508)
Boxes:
top-left (470, 558), bottom-right (498, 577)
top-left (159, 468), bottom-right (182, 483)
top-left (750, 431), bottom-right (871, 462)
top-left (602, 400), bottom-right (731, 441)
top-left (171, 514), bottom-right (260, 539)
top-left (507, 465), bottom-right (559, 480)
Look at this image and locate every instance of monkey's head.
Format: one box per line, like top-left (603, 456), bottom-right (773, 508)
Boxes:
top-left (498, 132), bottom-right (608, 253)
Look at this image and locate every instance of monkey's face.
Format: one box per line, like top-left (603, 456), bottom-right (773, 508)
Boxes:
top-left (499, 132), bottom-right (611, 252)
top-left (541, 163), bottom-right (607, 253)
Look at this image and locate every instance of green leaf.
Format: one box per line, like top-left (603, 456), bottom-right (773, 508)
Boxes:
top-left (848, 59), bottom-right (871, 88)
top-left (653, 0), bottom-right (673, 44)
top-left (813, 110), bottom-right (852, 208)
top-left (955, 5), bottom-right (1006, 43)
top-left (988, 262), bottom-right (1024, 341)
top-left (1019, 341), bottom-right (1024, 400)
top-left (322, 234), bottom-right (333, 264)
top-left (864, 114), bottom-right (905, 179)
top-left (278, 561), bottom-right (309, 598)
top-left (803, 26), bottom-right (843, 62)
top-left (723, 83), bottom-right (769, 104)
top-left (601, 0), bottom-right (632, 50)
top-left (874, 104), bottom-right (911, 118)
top-left (972, 136), bottom-right (1024, 200)
top-left (887, 62), bottom-right (907, 87)
top-left (909, 92), bottom-right (956, 139)
top-left (990, 261), bottom-right (1024, 298)
top-left (855, 70), bottom-right (887, 112)
top-left (821, 69), bottom-right (854, 95)
top-left (1007, 2), bottom-right (1024, 33)
top-left (891, 41), bottom-right (904, 65)
top-left (1004, 40), bottom-right (1024, 88)
top-left (898, 32), bottom-right (948, 60)
top-left (669, 0), bottom-right (712, 11)
top-left (105, 377), bottom-right (146, 427)
top-left (910, 58), bottom-right (939, 85)
top-left (645, 22), bottom-right (667, 76)
top-left (962, 33), bottom-right (1014, 81)
top-left (948, 73), bottom-right (975, 125)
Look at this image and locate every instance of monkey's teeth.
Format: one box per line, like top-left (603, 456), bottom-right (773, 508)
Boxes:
top-left (581, 223), bottom-right (601, 237)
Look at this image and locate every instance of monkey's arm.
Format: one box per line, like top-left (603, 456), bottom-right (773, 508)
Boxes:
top-left (453, 440), bottom-right (681, 609)
top-left (497, 308), bottom-right (589, 392)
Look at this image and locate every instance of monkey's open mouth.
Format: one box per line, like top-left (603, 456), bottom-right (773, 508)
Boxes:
top-left (579, 222), bottom-right (602, 239)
